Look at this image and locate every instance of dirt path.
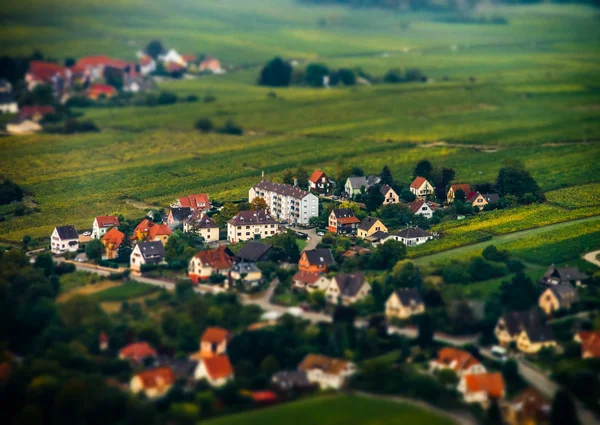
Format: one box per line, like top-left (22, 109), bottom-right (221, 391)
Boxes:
top-left (583, 250), bottom-right (600, 268)
top-left (124, 198), bottom-right (161, 210)
top-left (57, 281), bottom-right (121, 303)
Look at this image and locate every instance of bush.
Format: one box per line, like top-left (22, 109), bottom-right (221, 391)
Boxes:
top-left (186, 94), bottom-right (199, 102)
top-left (98, 260), bottom-right (119, 269)
top-left (442, 262), bottom-right (470, 284)
top-left (482, 245), bottom-right (509, 263)
top-left (305, 63), bottom-right (329, 87)
top-left (195, 118), bottom-right (214, 133)
top-left (158, 91), bottom-right (178, 105)
top-left (383, 68), bottom-right (403, 83)
top-left (468, 257), bottom-right (508, 281)
top-left (507, 259), bottom-right (526, 273)
top-left (218, 120), bottom-right (243, 136)
top-left (330, 68), bottom-right (356, 86)
top-left (45, 119), bottom-right (100, 134)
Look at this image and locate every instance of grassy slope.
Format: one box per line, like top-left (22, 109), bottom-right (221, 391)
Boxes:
top-left (0, 2), bottom-right (598, 241)
top-left (201, 394), bottom-right (454, 425)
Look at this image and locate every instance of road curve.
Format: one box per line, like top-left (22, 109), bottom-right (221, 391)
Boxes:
top-left (583, 250), bottom-right (600, 268)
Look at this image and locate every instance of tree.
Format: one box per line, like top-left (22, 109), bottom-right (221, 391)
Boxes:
top-left (260, 354), bottom-right (280, 376)
top-left (331, 68), bottom-right (356, 86)
top-left (0, 179), bottom-right (24, 205)
top-left (550, 389), bottom-right (580, 425)
top-left (34, 253), bottom-right (54, 277)
top-left (145, 40), bottom-right (165, 59)
top-left (437, 369), bottom-right (458, 387)
top-left (482, 245), bottom-right (509, 263)
top-left (370, 240), bottom-right (407, 270)
top-left (305, 63), bottom-right (329, 87)
top-left (195, 118), bottom-right (213, 132)
top-left (213, 203), bottom-right (239, 227)
top-left (413, 160), bottom-right (433, 180)
top-left (454, 188), bottom-right (466, 202)
top-left (383, 68), bottom-right (403, 83)
top-left (85, 239), bottom-right (104, 262)
top-left (365, 184), bottom-right (384, 212)
top-left (405, 68), bottom-right (426, 82)
top-left (116, 239), bottom-right (133, 263)
top-left (499, 272), bottom-right (539, 311)
top-left (378, 203), bottom-right (413, 228)
top-left (258, 57), bottom-right (292, 87)
top-left (158, 91), bottom-right (177, 105)
top-left (496, 164), bottom-right (542, 200)
top-left (281, 169), bottom-right (294, 185)
top-left (391, 260), bottom-right (422, 289)
top-left (219, 120), bottom-right (243, 135)
top-left (417, 313), bottom-right (434, 348)
top-left (309, 290), bottom-right (326, 309)
top-left (250, 197), bottom-right (269, 211)
top-left (486, 399), bottom-right (503, 425)
top-left (380, 165), bottom-right (394, 186)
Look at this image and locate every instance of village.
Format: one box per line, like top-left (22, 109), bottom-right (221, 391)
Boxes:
top-left (40, 164), bottom-right (599, 425)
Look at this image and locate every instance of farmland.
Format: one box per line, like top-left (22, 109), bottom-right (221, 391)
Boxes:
top-left (200, 394), bottom-right (455, 425)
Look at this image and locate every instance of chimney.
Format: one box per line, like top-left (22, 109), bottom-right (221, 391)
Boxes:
top-left (261, 170), bottom-right (265, 179)
top-left (294, 178), bottom-right (298, 187)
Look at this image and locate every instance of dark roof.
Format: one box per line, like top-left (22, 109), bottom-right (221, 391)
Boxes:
top-left (395, 288), bottom-right (423, 306)
top-left (367, 231), bottom-right (389, 241)
top-left (358, 216), bottom-right (380, 231)
top-left (170, 207), bottom-right (192, 221)
top-left (481, 193), bottom-right (500, 204)
top-left (394, 227), bottom-right (432, 239)
top-left (236, 241), bottom-right (272, 262)
top-left (0, 92), bottom-right (16, 105)
top-left (542, 265), bottom-right (587, 283)
top-left (500, 311), bottom-right (544, 337)
top-left (185, 210), bottom-right (217, 228)
top-left (271, 370), bottom-right (312, 390)
top-left (231, 262), bottom-right (261, 276)
top-left (303, 248), bottom-right (334, 266)
top-left (526, 324), bottom-right (555, 343)
top-left (155, 357), bottom-right (197, 380)
top-left (253, 180), bottom-right (311, 200)
top-left (333, 272), bottom-right (367, 297)
top-left (550, 283), bottom-right (578, 304)
top-left (138, 241), bottom-right (165, 262)
top-left (332, 208), bottom-right (357, 219)
top-left (228, 210), bottom-right (277, 226)
top-left (347, 175), bottom-right (380, 190)
top-left (380, 184), bottom-right (393, 195)
top-left (55, 225), bottom-right (78, 240)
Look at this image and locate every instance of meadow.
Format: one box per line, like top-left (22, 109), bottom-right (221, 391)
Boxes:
top-left (0, 1), bottom-right (599, 243)
top-left (200, 394), bottom-right (455, 425)
top-left (91, 281), bottom-right (160, 302)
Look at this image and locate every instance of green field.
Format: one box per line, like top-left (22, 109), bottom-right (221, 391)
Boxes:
top-left (0, 1), bottom-right (599, 242)
top-left (91, 281), bottom-right (159, 302)
top-left (201, 395), bottom-right (455, 425)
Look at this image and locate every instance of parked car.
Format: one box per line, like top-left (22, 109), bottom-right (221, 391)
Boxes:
top-left (83, 231), bottom-right (91, 236)
top-left (317, 232), bottom-right (324, 236)
top-left (491, 345), bottom-right (507, 362)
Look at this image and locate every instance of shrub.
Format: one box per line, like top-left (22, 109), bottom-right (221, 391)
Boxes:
top-left (305, 63), bottom-right (329, 87)
top-left (219, 120), bottom-right (243, 136)
top-left (195, 118), bottom-right (214, 133)
top-left (0, 179), bottom-right (24, 205)
top-left (468, 257), bottom-right (508, 281)
top-left (383, 68), bottom-right (403, 83)
top-left (186, 94), bottom-right (199, 102)
top-left (482, 245), bottom-right (509, 263)
top-left (405, 68), bottom-right (426, 82)
top-left (507, 259), bottom-right (526, 273)
top-left (442, 262), bottom-right (470, 284)
top-left (330, 68), bottom-right (356, 86)
top-left (158, 91), bottom-right (178, 105)
top-left (259, 57), bottom-right (293, 87)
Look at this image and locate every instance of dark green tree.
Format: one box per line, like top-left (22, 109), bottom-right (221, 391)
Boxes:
top-left (550, 389), bottom-right (580, 425)
top-left (380, 165), bottom-right (394, 186)
top-left (85, 239), bottom-right (104, 262)
top-left (258, 57), bottom-right (292, 87)
top-left (499, 272), bottom-right (539, 311)
top-left (305, 63), bottom-right (329, 87)
top-left (145, 40), bottom-right (165, 59)
top-left (365, 185), bottom-right (385, 212)
top-left (413, 160), bottom-right (433, 181)
top-left (417, 313), bottom-right (434, 348)
top-left (34, 253), bottom-right (54, 277)
top-left (496, 165), bottom-right (542, 199)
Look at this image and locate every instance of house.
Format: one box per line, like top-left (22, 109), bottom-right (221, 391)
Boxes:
top-left (154, 357), bottom-right (198, 387)
top-left (365, 231), bottom-right (390, 246)
top-left (385, 288), bottom-right (425, 320)
top-left (271, 370), bottom-right (315, 393)
top-left (501, 387), bottom-right (551, 425)
top-left (130, 367), bottom-right (175, 399)
top-left (192, 354), bottom-right (234, 387)
top-left (76, 56), bottom-right (137, 80)
top-left (516, 325), bottom-right (557, 354)
top-left (199, 56), bottom-right (224, 74)
top-left (159, 49), bottom-right (187, 67)
top-left (409, 177), bottom-right (434, 197)
top-left (119, 341), bottom-right (157, 363)
top-left (494, 311), bottom-right (545, 348)
top-left (133, 219), bottom-right (155, 240)
top-left (92, 215), bottom-right (120, 239)
top-left (408, 199), bottom-right (436, 218)
top-left (249, 180), bottom-right (319, 225)
top-left (540, 265), bottom-right (587, 287)
top-left (447, 184), bottom-right (471, 203)
top-left (326, 272), bottom-right (371, 305)
top-left (344, 176), bottom-right (381, 196)
top-left (188, 246), bottom-right (233, 283)
top-left (458, 372), bottom-right (505, 407)
top-left (0, 92), bottom-right (18, 114)
top-left (167, 207), bottom-right (192, 228)
top-left (380, 184), bottom-right (399, 205)
top-left (227, 210), bottom-right (280, 243)
top-left (51, 225), bottom-right (79, 254)
top-left (574, 331), bottom-right (600, 359)
top-left (130, 241), bottom-right (166, 274)
top-left (183, 211), bottom-right (219, 242)
top-left (25, 61), bottom-right (71, 92)
top-left (430, 347), bottom-right (486, 377)
top-left (146, 223), bottom-right (172, 245)
top-left (292, 271), bottom-right (331, 293)
top-left (308, 169), bottom-right (333, 193)
top-left (236, 241), bottom-right (272, 263)
top-left (229, 262), bottom-right (262, 286)
top-left (357, 216), bottom-right (388, 239)
top-left (123, 76), bottom-right (153, 93)
top-left (177, 193), bottom-right (210, 211)
top-left (298, 354), bottom-right (356, 390)
top-left (101, 228), bottom-right (125, 260)
top-left (18, 105), bottom-right (56, 121)
top-left (538, 284), bottom-right (578, 315)
top-left (328, 208), bottom-right (360, 234)
top-left (469, 193), bottom-right (500, 210)
top-left (200, 327), bottom-right (229, 357)
top-left (342, 245), bottom-right (371, 258)
top-left (87, 83), bottom-right (118, 100)
top-left (298, 248), bottom-right (334, 273)
top-left (385, 227), bottom-right (433, 247)
top-left (138, 55), bottom-right (156, 76)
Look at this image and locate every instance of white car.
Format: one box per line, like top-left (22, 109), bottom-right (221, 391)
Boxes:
top-left (317, 232), bottom-right (324, 236)
top-left (83, 231), bottom-right (91, 236)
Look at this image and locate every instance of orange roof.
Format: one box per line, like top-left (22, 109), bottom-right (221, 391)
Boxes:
top-left (298, 354), bottom-right (349, 376)
top-left (95, 215), bottom-right (120, 228)
top-left (578, 331), bottom-right (600, 358)
top-left (436, 347), bottom-right (480, 372)
top-left (182, 54), bottom-right (196, 63)
top-left (203, 354), bottom-right (234, 380)
top-left (148, 224), bottom-right (172, 240)
top-left (135, 219), bottom-right (154, 234)
top-left (194, 246), bottom-right (233, 270)
top-left (139, 55), bottom-right (154, 66)
top-left (19, 105), bottom-right (56, 119)
top-left (309, 169), bottom-right (326, 184)
top-left (89, 84), bottom-right (117, 95)
top-left (134, 367), bottom-right (175, 388)
top-left (27, 61), bottom-right (69, 82)
top-left (119, 342), bottom-right (157, 359)
top-left (410, 176), bottom-right (428, 189)
top-left (76, 55), bottom-right (113, 68)
top-left (202, 327), bottom-right (229, 344)
top-left (179, 194), bottom-right (209, 210)
top-left (248, 390), bottom-right (278, 403)
top-left (293, 270), bottom-right (321, 285)
top-left (450, 184), bottom-right (471, 194)
top-left (102, 228), bottom-right (125, 248)
top-left (464, 373), bottom-right (505, 398)
top-left (199, 57), bottom-right (221, 70)
top-left (337, 216), bottom-right (361, 225)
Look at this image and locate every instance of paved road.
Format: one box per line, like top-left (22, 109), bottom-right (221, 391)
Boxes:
top-left (583, 250), bottom-right (600, 268)
top-left (290, 226), bottom-right (322, 251)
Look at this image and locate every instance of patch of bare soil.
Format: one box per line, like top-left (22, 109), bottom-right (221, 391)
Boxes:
top-left (57, 281), bottom-right (121, 303)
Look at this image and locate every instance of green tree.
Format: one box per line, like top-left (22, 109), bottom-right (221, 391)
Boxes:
top-left (85, 239), bottom-right (104, 262)
top-left (499, 272), bottom-right (539, 311)
top-left (258, 57), bottom-right (293, 87)
top-left (437, 369), bottom-right (458, 387)
top-left (309, 290), bottom-right (326, 309)
top-left (260, 354), bottom-right (281, 376)
top-left (195, 118), bottom-right (213, 132)
top-left (365, 184), bottom-right (384, 212)
top-left (34, 252), bottom-right (54, 277)
top-left (213, 203), bottom-right (238, 227)
top-left (295, 166), bottom-right (310, 189)
top-left (496, 164), bottom-right (542, 200)
top-left (417, 313), bottom-right (434, 348)
top-left (305, 63), bottom-right (329, 87)
top-left (454, 188), bottom-right (466, 202)
top-left (550, 389), bottom-right (580, 425)
top-left (383, 68), bottom-right (403, 83)
top-left (413, 160), bottom-right (433, 180)
top-left (370, 240), bottom-right (407, 270)
top-left (331, 68), bottom-right (356, 86)
top-left (145, 40), bottom-right (165, 59)
top-left (281, 169), bottom-right (294, 185)
top-left (380, 165), bottom-right (394, 186)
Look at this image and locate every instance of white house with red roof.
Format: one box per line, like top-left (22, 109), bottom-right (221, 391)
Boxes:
top-left (292, 270), bottom-right (331, 293)
top-left (430, 347), bottom-right (487, 377)
top-left (130, 367), bottom-right (175, 399)
top-left (188, 247), bottom-right (233, 283)
top-left (458, 372), bottom-right (505, 407)
top-left (308, 169), bottom-right (333, 193)
top-left (119, 341), bottom-right (157, 364)
top-left (199, 56), bottom-right (224, 74)
top-left (408, 199), bottom-right (435, 218)
top-left (177, 193), bottom-right (210, 211)
top-left (189, 327), bottom-right (234, 387)
top-left (409, 176), bottom-right (434, 197)
top-left (92, 215), bottom-right (120, 239)
top-left (25, 61), bottom-right (71, 92)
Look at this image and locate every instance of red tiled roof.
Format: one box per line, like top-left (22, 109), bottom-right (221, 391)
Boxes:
top-left (408, 199), bottom-right (426, 214)
top-left (466, 191), bottom-right (480, 202)
top-left (309, 169), bottom-right (326, 184)
top-left (202, 327), bottom-right (229, 344)
top-left (27, 61), bottom-right (69, 82)
top-left (436, 347), bottom-right (481, 372)
top-left (182, 54), bottom-right (196, 63)
top-left (139, 56), bottom-right (154, 66)
top-left (95, 215), bottom-right (120, 228)
top-left (134, 367), bottom-right (175, 388)
top-left (450, 184), bottom-right (471, 194)
top-left (203, 354), bottom-right (233, 380)
top-left (119, 342), bottom-right (157, 359)
top-left (77, 56), bottom-right (136, 73)
top-left (410, 176), bottom-right (428, 189)
top-left (464, 373), bottom-right (505, 398)
top-left (337, 216), bottom-right (360, 225)
top-left (148, 224), bottom-right (172, 240)
top-left (249, 390), bottom-right (278, 403)
top-left (199, 57), bottom-right (221, 70)
top-left (577, 331), bottom-right (600, 358)
top-left (167, 62), bottom-right (186, 72)
top-left (18, 105), bottom-right (56, 120)
top-left (293, 270), bottom-right (321, 285)
top-left (135, 219), bottom-right (154, 234)
top-left (89, 84), bottom-right (117, 95)
top-left (102, 228), bottom-right (125, 248)
top-left (179, 194), bottom-right (209, 210)
top-left (194, 246), bottom-right (233, 270)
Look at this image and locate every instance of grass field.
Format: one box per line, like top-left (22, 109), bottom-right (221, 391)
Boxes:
top-left (200, 394), bottom-right (455, 425)
top-left (91, 281), bottom-right (159, 302)
top-left (0, 1), bottom-right (598, 243)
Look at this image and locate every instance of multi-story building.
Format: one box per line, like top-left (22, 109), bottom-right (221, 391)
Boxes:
top-left (249, 180), bottom-right (318, 225)
top-left (227, 210), bottom-right (280, 243)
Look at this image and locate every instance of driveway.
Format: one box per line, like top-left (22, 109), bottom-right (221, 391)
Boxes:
top-left (291, 226), bottom-right (322, 251)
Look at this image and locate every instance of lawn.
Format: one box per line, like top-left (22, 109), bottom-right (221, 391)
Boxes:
top-left (201, 394), bottom-right (455, 425)
top-left (91, 281), bottom-right (159, 302)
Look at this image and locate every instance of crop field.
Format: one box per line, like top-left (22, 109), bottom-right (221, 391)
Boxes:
top-left (200, 394), bottom-right (454, 425)
top-left (545, 183), bottom-right (600, 209)
top-left (0, 1), bottom-right (599, 243)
